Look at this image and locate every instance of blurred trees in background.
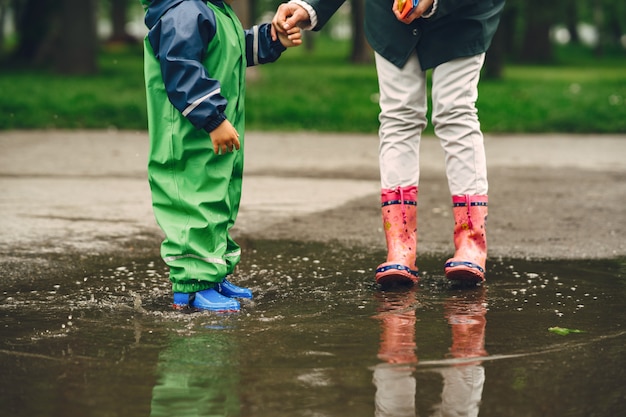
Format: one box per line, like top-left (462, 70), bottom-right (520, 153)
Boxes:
top-left (6, 0), bottom-right (99, 74)
top-left (0, 0), bottom-right (624, 76)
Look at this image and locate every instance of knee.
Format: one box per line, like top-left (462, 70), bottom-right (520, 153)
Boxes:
top-left (431, 104), bottom-right (479, 133)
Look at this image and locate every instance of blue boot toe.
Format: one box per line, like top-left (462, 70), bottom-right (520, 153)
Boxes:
top-left (173, 288), bottom-right (240, 312)
top-left (216, 278), bottom-right (253, 299)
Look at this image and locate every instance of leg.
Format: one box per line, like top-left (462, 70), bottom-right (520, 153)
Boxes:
top-left (224, 147), bottom-right (244, 276)
top-left (375, 52), bottom-right (427, 190)
top-left (374, 52), bottom-right (427, 287)
top-left (218, 137), bottom-right (252, 299)
top-left (431, 55), bottom-right (489, 282)
top-left (431, 54), bottom-right (488, 197)
top-left (149, 128), bottom-right (240, 311)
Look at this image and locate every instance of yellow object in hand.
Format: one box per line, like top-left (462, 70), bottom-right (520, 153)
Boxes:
top-left (397, 0), bottom-right (418, 19)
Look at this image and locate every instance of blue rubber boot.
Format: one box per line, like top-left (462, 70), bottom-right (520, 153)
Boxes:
top-left (173, 288), bottom-right (240, 312)
top-left (216, 278), bottom-right (253, 299)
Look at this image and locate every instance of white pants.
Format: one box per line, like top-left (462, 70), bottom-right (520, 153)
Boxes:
top-left (375, 52), bottom-right (488, 196)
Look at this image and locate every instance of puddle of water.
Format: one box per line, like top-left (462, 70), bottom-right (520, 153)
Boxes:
top-left (1, 240), bottom-right (625, 416)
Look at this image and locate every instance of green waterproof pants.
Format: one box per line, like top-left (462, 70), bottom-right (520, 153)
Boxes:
top-left (143, 1), bottom-right (247, 294)
top-left (148, 123), bottom-right (244, 293)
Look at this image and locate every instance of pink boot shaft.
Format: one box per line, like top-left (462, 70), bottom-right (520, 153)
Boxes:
top-left (375, 186), bottom-right (419, 287)
top-left (445, 195), bottom-right (488, 283)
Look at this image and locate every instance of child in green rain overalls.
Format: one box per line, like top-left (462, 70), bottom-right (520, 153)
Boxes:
top-left (142, 0), bottom-right (301, 311)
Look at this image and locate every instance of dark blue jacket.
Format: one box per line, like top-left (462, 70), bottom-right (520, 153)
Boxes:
top-left (306, 0), bottom-right (505, 70)
top-left (143, 0), bottom-right (286, 131)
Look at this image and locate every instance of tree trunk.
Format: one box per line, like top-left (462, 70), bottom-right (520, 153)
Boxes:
top-left (12, 0), bottom-right (58, 66)
top-left (55, 0), bottom-right (98, 74)
top-left (0, 0), bottom-right (7, 51)
top-left (484, 5), bottom-right (516, 79)
top-left (350, 0), bottom-right (372, 63)
top-left (565, 0), bottom-right (580, 44)
top-left (108, 0), bottom-right (136, 44)
top-left (592, 0), bottom-right (607, 57)
top-left (519, 0), bottom-right (554, 63)
top-left (484, 29), bottom-right (505, 79)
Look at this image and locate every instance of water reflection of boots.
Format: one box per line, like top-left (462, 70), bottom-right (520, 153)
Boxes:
top-left (372, 289), bottom-right (418, 417)
top-left (445, 287), bottom-right (487, 361)
top-left (374, 289), bottom-right (418, 364)
top-left (432, 288), bottom-right (487, 417)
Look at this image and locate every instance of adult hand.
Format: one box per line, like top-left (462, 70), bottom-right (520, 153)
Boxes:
top-left (392, 0), bottom-right (434, 24)
top-left (271, 3), bottom-right (311, 41)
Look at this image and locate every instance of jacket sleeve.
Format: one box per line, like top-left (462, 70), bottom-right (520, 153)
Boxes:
top-left (305, 0), bottom-right (346, 31)
top-left (245, 23), bottom-right (287, 67)
top-left (147, 2), bottom-right (228, 133)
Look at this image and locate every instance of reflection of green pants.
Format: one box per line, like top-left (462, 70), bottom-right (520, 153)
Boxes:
top-left (148, 124), bottom-right (244, 293)
top-left (150, 332), bottom-right (240, 417)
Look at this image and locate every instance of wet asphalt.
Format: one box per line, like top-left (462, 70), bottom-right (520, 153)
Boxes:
top-left (1, 130), bottom-right (626, 417)
top-left (0, 130), bottom-right (625, 286)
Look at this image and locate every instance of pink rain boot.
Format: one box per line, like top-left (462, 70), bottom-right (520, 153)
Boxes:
top-left (375, 186), bottom-right (419, 287)
top-left (444, 195), bottom-right (488, 283)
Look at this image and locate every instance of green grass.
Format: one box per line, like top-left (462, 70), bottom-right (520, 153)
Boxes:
top-left (478, 66), bottom-right (626, 133)
top-left (0, 39), bottom-right (625, 133)
top-left (0, 47), bottom-right (149, 130)
top-left (246, 40), bottom-right (381, 132)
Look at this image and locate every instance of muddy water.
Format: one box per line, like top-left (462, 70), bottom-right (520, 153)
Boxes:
top-left (1, 240), bottom-right (625, 417)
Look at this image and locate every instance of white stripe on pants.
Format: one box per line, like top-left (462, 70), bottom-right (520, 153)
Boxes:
top-left (375, 52), bottom-right (488, 195)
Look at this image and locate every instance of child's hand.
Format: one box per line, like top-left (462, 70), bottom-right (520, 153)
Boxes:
top-left (209, 120), bottom-right (240, 155)
top-left (278, 26), bottom-right (302, 48)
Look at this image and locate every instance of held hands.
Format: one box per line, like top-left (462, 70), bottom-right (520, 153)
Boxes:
top-left (208, 5), bottom-right (304, 157)
top-left (277, 25), bottom-right (302, 47)
top-left (209, 120), bottom-right (240, 155)
top-left (270, 0), bottom-right (434, 32)
top-left (271, 3), bottom-right (311, 42)
top-left (392, 0), bottom-right (434, 24)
